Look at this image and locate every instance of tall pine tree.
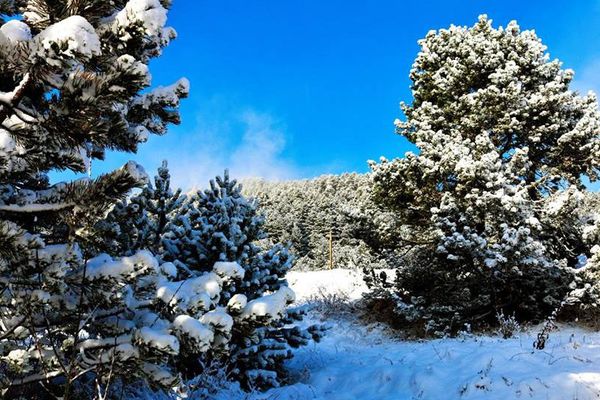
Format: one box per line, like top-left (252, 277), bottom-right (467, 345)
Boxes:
top-left (0, 1), bottom-right (211, 397)
top-left (367, 16), bottom-right (600, 336)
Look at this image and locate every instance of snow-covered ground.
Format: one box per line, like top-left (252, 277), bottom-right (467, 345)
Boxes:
top-left (258, 269), bottom-right (600, 400)
top-left (140, 269), bottom-right (600, 400)
top-left (287, 268), bottom-right (368, 301)
top-left (267, 321), bottom-right (600, 400)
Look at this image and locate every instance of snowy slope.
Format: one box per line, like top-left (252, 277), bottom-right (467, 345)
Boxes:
top-left (287, 268), bottom-right (368, 301)
top-left (138, 269), bottom-right (600, 400)
top-left (269, 321), bottom-right (600, 400)
top-left (263, 269), bottom-right (600, 400)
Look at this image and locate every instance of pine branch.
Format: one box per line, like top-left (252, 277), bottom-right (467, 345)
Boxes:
top-left (0, 220), bottom-right (27, 261)
top-left (0, 73), bottom-right (32, 124)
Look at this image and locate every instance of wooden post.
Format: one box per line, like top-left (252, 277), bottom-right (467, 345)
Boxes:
top-left (329, 228), bottom-right (333, 270)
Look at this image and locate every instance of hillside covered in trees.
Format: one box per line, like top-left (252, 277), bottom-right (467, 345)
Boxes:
top-left (243, 173), bottom-right (405, 271)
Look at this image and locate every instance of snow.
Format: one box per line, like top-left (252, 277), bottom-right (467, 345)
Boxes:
top-left (87, 250), bottom-right (158, 280)
top-left (107, 343), bottom-right (139, 362)
top-left (172, 315), bottom-right (213, 352)
top-left (36, 16), bottom-right (101, 60)
top-left (286, 268), bottom-right (367, 301)
top-left (160, 262), bottom-right (178, 278)
top-left (135, 78), bottom-right (190, 109)
top-left (141, 362), bottom-right (177, 386)
top-left (275, 320), bottom-right (600, 400)
top-left (156, 272), bottom-right (222, 311)
top-left (136, 327), bottom-right (179, 355)
top-left (123, 161), bottom-right (149, 184)
top-left (114, 0), bottom-right (168, 40)
top-left (36, 243), bottom-right (71, 260)
top-left (0, 20), bottom-right (31, 42)
top-left (213, 261), bottom-right (245, 280)
top-left (240, 286), bottom-right (295, 321)
top-left (116, 54), bottom-right (151, 84)
top-left (175, 77), bottom-right (191, 94)
top-left (0, 73), bottom-right (30, 106)
top-left (227, 294), bottom-right (247, 312)
top-left (121, 269), bottom-right (600, 400)
top-left (5, 349), bottom-right (28, 367)
top-left (0, 130), bottom-right (16, 155)
top-left (202, 269), bottom-right (600, 400)
top-left (200, 309), bottom-right (234, 333)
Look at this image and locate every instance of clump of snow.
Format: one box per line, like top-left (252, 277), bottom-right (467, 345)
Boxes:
top-left (213, 261), bottom-right (245, 280)
top-left (134, 78), bottom-right (189, 109)
top-left (200, 309), bottom-right (234, 333)
top-left (97, 343), bottom-right (139, 364)
top-left (116, 54), bottom-right (151, 84)
top-left (240, 286), bottom-right (295, 321)
top-left (0, 130), bottom-right (16, 156)
top-left (141, 362), bottom-right (178, 387)
top-left (545, 187), bottom-right (583, 217)
top-left (133, 125), bottom-right (151, 142)
top-left (4, 349), bottom-right (29, 368)
top-left (160, 262), bottom-right (178, 278)
top-left (136, 327), bottom-right (179, 355)
top-left (227, 294), bottom-right (247, 313)
top-left (156, 273), bottom-right (222, 312)
top-left (87, 250), bottom-right (158, 280)
top-left (123, 161), bottom-right (149, 184)
top-left (35, 16), bottom-right (101, 60)
top-left (36, 243), bottom-right (82, 278)
top-left (173, 315), bottom-right (213, 353)
top-left (0, 20), bottom-right (31, 43)
top-left (0, 74), bottom-right (31, 109)
top-left (113, 0), bottom-right (168, 40)
top-left (175, 77), bottom-right (190, 94)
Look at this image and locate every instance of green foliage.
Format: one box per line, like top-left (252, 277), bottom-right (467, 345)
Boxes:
top-left (89, 160), bottom-right (184, 257)
top-left (366, 16), bottom-right (600, 336)
top-left (105, 168), bottom-right (324, 390)
top-left (243, 173), bottom-right (400, 271)
top-left (0, 1), bottom-right (190, 396)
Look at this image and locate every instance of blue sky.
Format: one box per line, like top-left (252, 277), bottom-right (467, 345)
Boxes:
top-left (88, 0), bottom-right (600, 189)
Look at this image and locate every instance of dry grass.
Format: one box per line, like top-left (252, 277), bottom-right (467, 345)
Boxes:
top-left (305, 287), bottom-right (358, 320)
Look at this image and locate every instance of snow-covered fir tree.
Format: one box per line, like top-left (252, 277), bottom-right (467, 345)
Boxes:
top-left (366, 15), bottom-right (600, 336)
top-left (163, 171), bottom-right (267, 280)
top-left (160, 171), bottom-right (324, 389)
top-left (91, 160), bottom-right (184, 257)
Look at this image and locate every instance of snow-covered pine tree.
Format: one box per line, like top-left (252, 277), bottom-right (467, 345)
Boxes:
top-left (0, 1), bottom-right (239, 397)
top-left (91, 160), bottom-right (184, 257)
top-left (162, 171), bottom-right (324, 389)
top-left (163, 171), bottom-right (267, 284)
top-left (367, 15), bottom-right (600, 336)
top-left (560, 192), bottom-right (600, 326)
